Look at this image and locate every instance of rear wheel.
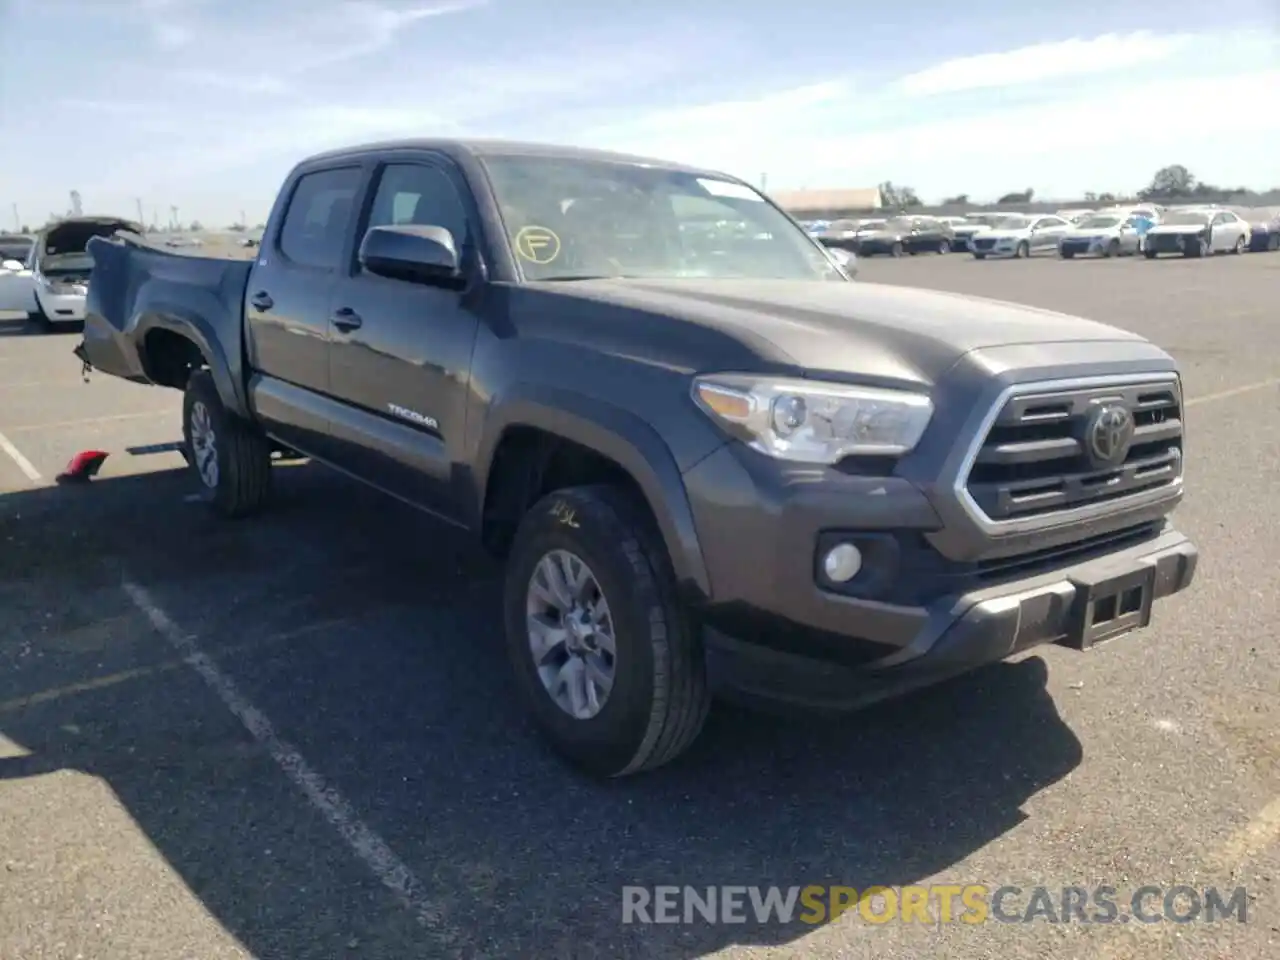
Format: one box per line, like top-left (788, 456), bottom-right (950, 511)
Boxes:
top-left (1060, 249), bottom-right (1075, 259)
top-left (1016, 241), bottom-right (1030, 259)
top-left (891, 241), bottom-right (904, 258)
top-left (1144, 249), bottom-right (1158, 259)
top-left (181, 369), bottom-right (273, 518)
top-left (1232, 235), bottom-right (1246, 255)
top-left (973, 253), bottom-right (986, 260)
top-left (937, 239), bottom-right (951, 254)
top-left (503, 485), bottom-right (710, 778)
top-left (1104, 239), bottom-right (1120, 258)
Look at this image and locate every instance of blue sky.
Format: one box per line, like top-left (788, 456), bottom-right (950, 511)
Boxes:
top-left (1, 0), bottom-right (1277, 227)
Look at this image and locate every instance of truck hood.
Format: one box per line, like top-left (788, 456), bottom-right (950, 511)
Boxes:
top-left (527, 278), bottom-right (1144, 386)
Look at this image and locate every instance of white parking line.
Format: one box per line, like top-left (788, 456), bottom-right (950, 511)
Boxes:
top-left (1184, 378), bottom-right (1280, 407)
top-left (0, 428), bottom-right (42, 481)
top-left (121, 580), bottom-right (454, 946)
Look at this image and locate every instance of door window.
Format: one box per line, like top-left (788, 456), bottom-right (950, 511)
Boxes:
top-left (278, 167), bottom-right (362, 270)
top-left (365, 163), bottom-right (469, 250)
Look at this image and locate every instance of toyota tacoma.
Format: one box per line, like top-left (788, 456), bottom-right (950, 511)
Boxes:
top-left (75, 139), bottom-right (1198, 777)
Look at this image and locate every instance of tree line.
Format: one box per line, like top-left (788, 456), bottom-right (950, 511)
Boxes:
top-left (878, 165), bottom-right (1274, 211)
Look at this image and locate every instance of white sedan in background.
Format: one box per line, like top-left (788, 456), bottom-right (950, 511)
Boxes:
top-left (1058, 212), bottom-right (1148, 258)
top-left (967, 213), bottom-right (1073, 259)
top-left (0, 254), bottom-right (38, 316)
top-left (1143, 208), bottom-right (1251, 258)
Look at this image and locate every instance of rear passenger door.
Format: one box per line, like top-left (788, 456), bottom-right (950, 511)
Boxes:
top-left (245, 165), bottom-right (364, 449)
top-left (325, 157), bottom-right (482, 521)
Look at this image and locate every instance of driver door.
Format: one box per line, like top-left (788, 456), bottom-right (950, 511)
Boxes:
top-left (0, 255), bottom-right (36, 314)
top-left (1031, 216), bottom-right (1070, 252)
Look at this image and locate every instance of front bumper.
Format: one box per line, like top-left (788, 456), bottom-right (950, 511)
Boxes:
top-left (36, 288), bottom-right (87, 322)
top-left (1146, 233), bottom-right (1203, 255)
top-left (969, 238), bottom-right (1025, 258)
top-left (704, 527), bottom-right (1197, 713)
top-left (683, 442), bottom-right (1197, 714)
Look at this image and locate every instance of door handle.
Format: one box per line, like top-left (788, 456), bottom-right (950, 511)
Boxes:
top-left (331, 307), bottom-right (362, 332)
top-left (250, 291), bottom-right (274, 311)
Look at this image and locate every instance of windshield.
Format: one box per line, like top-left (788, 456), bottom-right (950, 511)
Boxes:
top-left (1078, 216), bottom-right (1122, 229)
top-left (995, 216), bottom-right (1033, 230)
top-left (481, 155), bottom-right (845, 282)
top-left (1161, 210), bottom-right (1212, 226)
top-left (0, 240), bottom-right (32, 263)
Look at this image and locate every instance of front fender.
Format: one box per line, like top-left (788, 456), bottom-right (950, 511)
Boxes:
top-left (476, 382), bottom-right (718, 604)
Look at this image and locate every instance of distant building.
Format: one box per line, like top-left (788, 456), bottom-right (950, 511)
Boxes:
top-left (769, 187), bottom-right (883, 217)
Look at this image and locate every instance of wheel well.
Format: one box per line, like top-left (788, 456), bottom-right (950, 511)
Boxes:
top-left (480, 427), bottom-right (654, 557)
top-left (142, 329), bottom-right (207, 389)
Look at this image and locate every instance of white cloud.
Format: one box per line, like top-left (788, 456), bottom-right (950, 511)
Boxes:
top-left (574, 30), bottom-right (1280, 199)
top-left (895, 31), bottom-right (1195, 96)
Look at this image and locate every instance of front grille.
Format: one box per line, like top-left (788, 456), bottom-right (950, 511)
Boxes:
top-left (1150, 233), bottom-right (1192, 252)
top-left (972, 237), bottom-right (997, 251)
top-left (962, 379), bottom-right (1183, 522)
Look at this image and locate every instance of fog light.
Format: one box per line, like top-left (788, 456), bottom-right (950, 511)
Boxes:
top-left (822, 543), bottom-right (863, 582)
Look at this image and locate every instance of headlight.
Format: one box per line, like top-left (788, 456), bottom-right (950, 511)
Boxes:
top-left (691, 374), bottom-right (933, 464)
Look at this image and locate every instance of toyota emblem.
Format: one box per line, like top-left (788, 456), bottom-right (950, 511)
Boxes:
top-left (1087, 404), bottom-right (1135, 466)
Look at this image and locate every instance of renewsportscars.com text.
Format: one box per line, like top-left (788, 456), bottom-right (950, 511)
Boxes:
top-left (621, 884), bottom-right (1249, 925)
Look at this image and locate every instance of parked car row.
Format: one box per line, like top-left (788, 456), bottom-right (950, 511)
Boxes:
top-left (802, 204), bottom-right (1280, 262)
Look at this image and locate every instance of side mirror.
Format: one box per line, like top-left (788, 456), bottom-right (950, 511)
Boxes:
top-left (358, 224), bottom-right (462, 287)
top-left (1, 259), bottom-right (25, 272)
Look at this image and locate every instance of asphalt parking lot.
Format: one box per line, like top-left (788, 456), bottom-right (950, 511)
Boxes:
top-left (1, 252), bottom-right (1278, 960)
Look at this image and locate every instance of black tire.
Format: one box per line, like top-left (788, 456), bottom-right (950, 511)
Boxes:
top-left (1016, 241), bottom-right (1030, 259)
top-left (937, 239), bottom-right (951, 254)
top-left (503, 484), bottom-right (710, 778)
top-left (973, 253), bottom-right (986, 260)
top-left (1060, 249), bottom-right (1074, 259)
top-left (1144, 249), bottom-right (1157, 259)
top-left (1232, 235), bottom-right (1245, 255)
top-left (181, 369), bottom-right (272, 518)
top-left (26, 301), bottom-right (51, 332)
top-left (1105, 239), bottom-right (1120, 258)
top-left (891, 241), bottom-right (904, 258)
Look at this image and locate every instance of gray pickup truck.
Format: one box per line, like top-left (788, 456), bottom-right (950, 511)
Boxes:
top-left (76, 138), bottom-right (1198, 778)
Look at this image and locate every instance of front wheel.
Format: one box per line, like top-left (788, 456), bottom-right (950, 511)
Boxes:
top-left (1104, 239), bottom-right (1120, 258)
top-left (1016, 241), bottom-right (1030, 259)
top-left (182, 369), bottom-right (273, 518)
top-left (937, 239), bottom-right (951, 254)
top-left (1233, 236), bottom-right (1246, 255)
top-left (504, 485), bottom-right (711, 778)
top-left (891, 241), bottom-right (904, 258)
top-left (1144, 249), bottom-right (1158, 259)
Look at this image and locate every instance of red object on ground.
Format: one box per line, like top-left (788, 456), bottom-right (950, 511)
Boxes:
top-left (56, 450), bottom-right (109, 484)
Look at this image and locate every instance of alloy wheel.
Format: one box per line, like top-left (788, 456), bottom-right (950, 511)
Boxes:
top-left (526, 549), bottom-right (617, 720)
top-left (189, 401), bottom-right (219, 488)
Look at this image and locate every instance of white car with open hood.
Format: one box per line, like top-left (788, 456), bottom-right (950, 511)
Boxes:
top-left (1143, 207), bottom-right (1251, 258)
top-left (0, 216), bottom-right (142, 327)
top-left (966, 213), bottom-right (1073, 259)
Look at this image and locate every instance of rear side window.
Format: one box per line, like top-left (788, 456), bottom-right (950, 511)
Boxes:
top-left (278, 167), bottom-right (362, 269)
